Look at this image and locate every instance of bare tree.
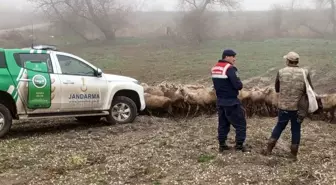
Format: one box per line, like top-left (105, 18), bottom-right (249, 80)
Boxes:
top-left (29, 0), bottom-right (133, 41)
top-left (30, 0), bottom-right (90, 41)
top-left (290, 0), bottom-right (297, 11)
top-left (313, 0), bottom-right (336, 33)
top-left (295, 0), bottom-right (336, 38)
top-left (270, 4), bottom-right (284, 37)
top-left (178, 0), bottom-right (241, 43)
top-left (180, 0), bottom-right (240, 12)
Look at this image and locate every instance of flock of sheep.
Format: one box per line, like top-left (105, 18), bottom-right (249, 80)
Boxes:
top-left (141, 82), bottom-right (336, 123)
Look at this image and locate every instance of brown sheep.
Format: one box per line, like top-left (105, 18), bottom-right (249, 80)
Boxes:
top-left (248, 88), bottom-right (267, 116)
top-left (181, 87), bottom-right (214, 105)
top-left (181, 87), bottom-right (217, 116)
top-left (143, 86), bottom-right (164, 97)
top-left (144, 93), bottom-right (173, 116)
top-left (159, 84), bottom-right (186, 116)
top-left (158, 81), bottom-right (178, 91)
top-left (238, 89), bottom-right (251, 101)
top-left (179, 87), bottom-right (201, 117)
top-left (263, 87), bottom-right (278, 106)
top-left (138, 81), bottom-right (336, 123)
top-left (184, 84), bottom-right (206, 90)
top-left (140, 83), bottom-right (149, 88)
top-left (158, 83), bottom-right (183, 101)
top-left (316, 93), bottom-right (336, 123)
top-left (262, 86), bottom-right (279, 116)
top-left (238, 89), bottom-right (253, 117)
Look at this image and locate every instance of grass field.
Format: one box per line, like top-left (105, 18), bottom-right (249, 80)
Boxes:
top-left (56, 38), bottom-right (336, 92)
top-left (1, 38), bottom-right (336, 185)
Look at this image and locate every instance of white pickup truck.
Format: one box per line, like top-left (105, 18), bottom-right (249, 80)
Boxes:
top-left (0, 45), bottom-right (146, 137)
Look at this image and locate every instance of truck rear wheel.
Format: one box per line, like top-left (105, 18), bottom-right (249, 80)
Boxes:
top-left (0, 104), bottom-right (12, 138)
top-left (106, 96), bottom-right (137, 125)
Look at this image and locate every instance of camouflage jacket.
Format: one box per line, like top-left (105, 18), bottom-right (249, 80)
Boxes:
top-left (275, 66), bottom-right (313, 111)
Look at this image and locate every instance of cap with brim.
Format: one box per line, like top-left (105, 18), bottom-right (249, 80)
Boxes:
top-left (223, 49), bottom-right (236, 56)
top-left (283, 51), bottom-right (299, 61)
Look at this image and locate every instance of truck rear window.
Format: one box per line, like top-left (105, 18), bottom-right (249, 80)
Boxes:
top-left (0, 52), bottom-right (6, 68)
top-left (14, 53), bottom-right (53, 73)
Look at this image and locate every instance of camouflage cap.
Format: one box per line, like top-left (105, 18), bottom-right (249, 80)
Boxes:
top-left (283, 51), bottom-right (299, 62)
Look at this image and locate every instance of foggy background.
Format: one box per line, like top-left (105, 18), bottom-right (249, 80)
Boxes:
top-left (0, 0), bottom-right (315, 11)
top-left (0, 0), bottom-right (334, 46)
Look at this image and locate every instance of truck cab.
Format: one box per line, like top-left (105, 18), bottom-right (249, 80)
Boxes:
top-left (0, 45), bottom-right (146, 137)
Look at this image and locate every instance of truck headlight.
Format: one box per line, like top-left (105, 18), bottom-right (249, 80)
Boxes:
top-left (133, 80), bottom-right (140, 85)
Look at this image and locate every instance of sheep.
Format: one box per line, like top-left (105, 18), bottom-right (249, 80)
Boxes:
top-left (142, 82), bottom-right (188, 117)
top-left (182, 86), bottom-right (217, 105)
top-left (180, 86), bottom-right (217, 117)
top-left (262, 86), bottom-right (278, 105)
top-left (158, 83), bottom-right (182, 100)
top-left (247, 87), bottom-right (267, 116)
top-left (140, 83), bottom-right (149, 88)
top-left (238, 89), bottom-right (251, 101)
top-left (262, 86), bottom-right (279, 117)
top-left (316, 93), bottom-right (336, 123)
top-left (191, 87), bottom-right (217, 108)
top-left (179, 87), bottom-right (200, 117)
top-left (138, 81), bottom-right (335, 123)
top-left (143, 93), bottom-right (173, 117)
top-left (159, 84), bottom-right (186, 116)
top-left (158, 81), bottom-right (178, 91)
top-left (143, 86), bottom-right (164, 97)
top-left (238, 89), bottom-right (253, 117)
top-left (184, 84), bottom-right (206, 90)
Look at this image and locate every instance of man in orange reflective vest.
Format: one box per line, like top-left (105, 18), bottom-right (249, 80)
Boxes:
top-left (211, 49), bottom-right (249, 152)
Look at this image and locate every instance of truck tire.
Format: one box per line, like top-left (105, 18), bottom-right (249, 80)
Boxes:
top-left (75, 116), bottom-right (102, 123)
top-left (106, 96), bottom-right (137, 125)
top-left (0, 104), bottom-right (12, 138)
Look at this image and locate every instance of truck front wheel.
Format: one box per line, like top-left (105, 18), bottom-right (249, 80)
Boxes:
top-left (0, 104), bottom-right (12, 138)
top-left (106, 96), bottom-right (137, 125)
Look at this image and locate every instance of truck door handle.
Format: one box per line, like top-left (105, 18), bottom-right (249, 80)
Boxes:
top-left (63, 80), bottom-right (74, 84)
top-left (19, 79), bottom-right (31, 82)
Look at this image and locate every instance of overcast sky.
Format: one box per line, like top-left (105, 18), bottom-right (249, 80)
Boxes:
top-left (145, 0), bottom-right (313, 11)
top-left (3, 0), bottom-right (314, 11)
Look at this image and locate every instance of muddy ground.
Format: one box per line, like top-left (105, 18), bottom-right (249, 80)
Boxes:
top-left (0, 116), bottom-right (335, 185)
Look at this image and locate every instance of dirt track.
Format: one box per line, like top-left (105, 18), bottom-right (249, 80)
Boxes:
top-left (0, 116), bottom-right (335, 185)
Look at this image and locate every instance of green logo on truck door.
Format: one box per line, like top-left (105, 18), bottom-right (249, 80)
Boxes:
top-left (25, 61), bottom-right (51, 109)
top-left (32, 75), bottom-right (47, 88)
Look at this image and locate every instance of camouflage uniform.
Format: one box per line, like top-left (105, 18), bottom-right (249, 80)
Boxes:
top-left (262, 51), bottom-right (315, 160)
top-left (277, 66), bottom-right (306, 111)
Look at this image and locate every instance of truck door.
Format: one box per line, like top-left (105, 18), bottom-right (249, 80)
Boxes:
top-left (13, 52), bottom-right (62, 114)
top-left (24, 61), bottom-right (52, 109)
top-left (52, 52), bottom-right (108, 112)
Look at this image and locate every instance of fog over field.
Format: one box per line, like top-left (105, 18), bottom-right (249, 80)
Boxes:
top-left (1, 0), bottom-right (336, 185)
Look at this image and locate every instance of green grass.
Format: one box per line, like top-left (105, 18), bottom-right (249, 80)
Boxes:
top-left (58, 37), bottom-right (336, 86)
top-left (198, 154), bottom-right (215, 163)
top-left (2, 36), bottom-right (335, 87)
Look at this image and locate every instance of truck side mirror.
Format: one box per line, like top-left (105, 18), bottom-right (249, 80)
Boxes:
top-left (96, 68), bottom-right (103, 77)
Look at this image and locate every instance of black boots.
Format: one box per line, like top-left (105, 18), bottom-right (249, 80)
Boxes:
top-left (235, 143), bottom-right (250, 152)
top-left (219, 142), bottom-right (250, 153)
top-left (289, 144), bottom-right (299, 161)
top-left (219, 142), bottom-right (231, 152)
top-left (261, 138), bottom-right (277, 156)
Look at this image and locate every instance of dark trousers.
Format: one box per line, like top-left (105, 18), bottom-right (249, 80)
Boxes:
top-left (271, 109), bottom-right (302, 145)
top-left (217, 104), bottom-right (246, 145)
